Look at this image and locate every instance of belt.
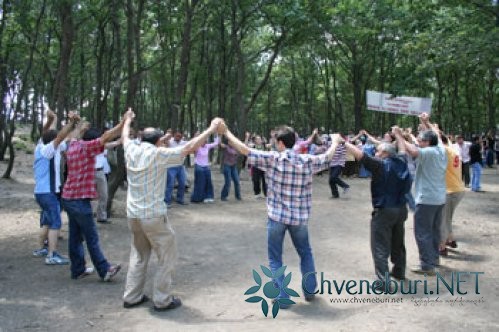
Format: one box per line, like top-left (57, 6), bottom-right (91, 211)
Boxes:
top-left (95, 167), bottom-right (104, 171)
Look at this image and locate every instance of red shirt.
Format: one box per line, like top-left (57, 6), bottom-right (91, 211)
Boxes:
top-left (62, 138), bottom-right (104, 200)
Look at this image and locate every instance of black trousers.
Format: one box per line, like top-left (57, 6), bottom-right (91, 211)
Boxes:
top-left (252, 168), bottom-right (267, 196)
top-left (371, 206), bottom-right (408, 282)
top-left (461, 162), bottom-right (470, 186)
top-left (328, 166), bottom-right (349, 197)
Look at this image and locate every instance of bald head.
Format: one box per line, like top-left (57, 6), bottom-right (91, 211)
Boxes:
top-left (142, 127), bottom-right (163, 145)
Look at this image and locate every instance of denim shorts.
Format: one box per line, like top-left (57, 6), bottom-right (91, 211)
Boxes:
top-left (35, 193), bottom-right (62, 230)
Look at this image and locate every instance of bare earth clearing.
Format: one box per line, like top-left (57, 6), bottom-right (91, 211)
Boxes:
top-left (1, 150), bottom-right (498, 332)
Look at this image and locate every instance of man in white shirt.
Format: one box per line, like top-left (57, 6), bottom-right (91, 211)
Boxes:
top-left (453, 135), bottom-right (471, 187)
top-left (33, 111), bottom-right (79, 265)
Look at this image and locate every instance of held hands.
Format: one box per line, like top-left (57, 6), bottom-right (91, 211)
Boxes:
top-left (67, 111), bottom-right (80, 123)
top-left (391, 126), bottom-right (403, 136)
top-left (47, 109), bottom-right (56, 119)
top-left (123, 107), bottom-right (135, 121)
top-left (330, 133), bottom-right (345, 145)
top-left (419, 112), bottom-right (430, 124)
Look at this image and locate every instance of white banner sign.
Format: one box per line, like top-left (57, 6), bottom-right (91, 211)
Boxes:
top-left (366, 90), bottom-right (432, 116)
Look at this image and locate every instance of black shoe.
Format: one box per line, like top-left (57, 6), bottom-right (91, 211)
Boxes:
top-left (97, 219), bottom-right (110, 224)
top-left (389, 272), bottom-right (406, 281)
top-left (154, 297), bottom-right (182, 311)
top-left (410, 266), bottom-right (436, 276)
top-left (446, 240), bottom-right (457, 249)
top-left (304, 294), bottom-right (315, 302)
top-left (124, 295), bottom-right (149, 309)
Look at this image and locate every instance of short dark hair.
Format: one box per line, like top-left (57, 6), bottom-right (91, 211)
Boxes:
top-left (419, 130), bottom-right (438, 146)
top-left (275, 126), bottom-right (296, 148)
top-left (142, 128), bottom-right (163, 145)
top-left (42, 129), bottom-right (57, 144)
top-left (82, 127), bottom-right (101, 141)
top-left (472, 135), bottom-right (480, 143)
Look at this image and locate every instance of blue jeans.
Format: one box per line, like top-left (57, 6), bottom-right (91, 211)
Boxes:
top-left (414, 204), bottom-right (444, 270)
top-left (190, 165), bottom-right (214, 202)
top-left (35, 193), bottom-right (62, 229)
top-left (267, 218), bottom-right (317, 298)
top-left (164, 166), bottom-right (186, 204)
top-left (62, 199), bottom-right (110, 279)
top-left (221, 164), bottom-right (241, 200)
top-left (471, 162), bottom-right (482, 191)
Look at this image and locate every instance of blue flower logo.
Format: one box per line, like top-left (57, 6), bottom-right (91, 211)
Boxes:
top-left (244, 265), bottom-right (300, 318)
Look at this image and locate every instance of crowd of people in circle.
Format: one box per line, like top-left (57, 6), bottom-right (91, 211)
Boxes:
top-left (31, 108), bottom-right (497, 311)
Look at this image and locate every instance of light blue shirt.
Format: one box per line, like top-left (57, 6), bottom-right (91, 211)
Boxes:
top-left (33, 140), bottom-right (66, 194)
top-left (414, 144), bottom-right (447, 205)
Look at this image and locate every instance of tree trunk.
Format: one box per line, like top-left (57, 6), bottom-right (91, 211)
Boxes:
top-left (171, 0), bottom-right (199, 131)
top-left (52, 1), bottom-right (74, 129)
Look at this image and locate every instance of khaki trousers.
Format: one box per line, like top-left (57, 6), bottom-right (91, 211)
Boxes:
top-left (123, 215), bottom-right (177, 308)
top-left (93, 170), bottom-right (108, 220)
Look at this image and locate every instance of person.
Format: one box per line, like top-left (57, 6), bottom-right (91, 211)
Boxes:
top-left (403, 113), bottom-right (447, 275)
top-left (453, 135), bottom-right (471, 187)
top-left (358, 135), bottom-right (376, 178)
top-left (439, 135), bottom-right (465, 256)
top-left (344, 126), bottom-right (411, 286)
top-left (469, 135), bottom-right (483, 192)
top-left (93, 129), bottom-right (114, 224)
top-left (32, 110), bottom-right (78, 264)
top-left (485, 130), bottom-right (495, 168)
top-left (61, 114), bottom-right (126, 281)
top-left (121, 112), bottom-right (224, 311)
top-left (190, 134), bottom-right (219, 203)
top-left (245, 133), bottom-right (268, 199)
top-left (222, 123), bottom-right (344, 305)
top-left (328, 141), bottom-right (350, 198)
top-left (220, 137), bottom-right (241, 201)
top-left (164, 131), bottom-right (188, 207)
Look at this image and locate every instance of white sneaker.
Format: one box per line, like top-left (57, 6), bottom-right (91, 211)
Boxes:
top-left (45, 252), bottom-right (70, 265)
top-left (203, 198), bottom-right (214, 203)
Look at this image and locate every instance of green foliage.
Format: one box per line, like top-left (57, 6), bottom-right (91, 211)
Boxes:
top-left (1, 0), bottom-right (497, 140)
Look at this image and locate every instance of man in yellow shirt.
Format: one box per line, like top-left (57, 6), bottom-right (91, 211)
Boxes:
top-left (439, 135), bottom-right (465, 256)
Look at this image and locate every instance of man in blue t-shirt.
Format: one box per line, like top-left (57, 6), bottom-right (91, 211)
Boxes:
top-left (33, 111), bottom-right (79, 265)
top-left (404, 113), bottom-right (447, 275)
top-left (345, 126), bottom-right (411, 286)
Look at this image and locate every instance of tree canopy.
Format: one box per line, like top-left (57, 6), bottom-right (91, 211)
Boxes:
top-left (0, 0), bottom-right (498, 177)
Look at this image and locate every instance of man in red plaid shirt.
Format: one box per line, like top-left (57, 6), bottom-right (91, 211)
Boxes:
top-left (62, 109), bottom-right (133, 281)
top-left (222, 123), bottom-right (343, 306)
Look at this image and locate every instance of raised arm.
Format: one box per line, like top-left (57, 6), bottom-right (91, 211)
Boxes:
top-left (181, 118), bottom-right (221, 157)
top-left (391, 126), bottom-right (407, 154)
top-left (324, 134), bottom-right (344, 160)
top-left (305, 128), bottom-right (319, 145)
top-left (344, 140), bottom-right (364, 161)
top-left (222, 126), bottom-right (250, 156)
top-left (121, 108), bottom-right (136, 146)
top-left (102, 109), bottom-right (132, 145)
top-left (363, 130), bottom-right (381, 145)
top-left (43, 110), bottom-right (56, 134)
top-left (53, 112), bottom-right (80, 148)
top-left (105, 138), bottom-right (123, 149)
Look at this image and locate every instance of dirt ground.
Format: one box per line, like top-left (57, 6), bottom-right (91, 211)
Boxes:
top-left (1, 150), bottom-right (498, 332)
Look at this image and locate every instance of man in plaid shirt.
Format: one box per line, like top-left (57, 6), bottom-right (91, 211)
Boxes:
top-left (223, 124), bottom-right (344, 304)
top-left (62, 110), bottom-right (133, 281)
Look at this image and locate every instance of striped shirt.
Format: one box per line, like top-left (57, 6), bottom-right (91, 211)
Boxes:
top-left (124, 140), bottom-right (184, 218)
top-left (248, 149), bottom-right (330, 225)
top-left (62, 139), bottom-right (104, 200)
top-left (329, 144), bottom-right (346, 167)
